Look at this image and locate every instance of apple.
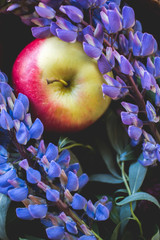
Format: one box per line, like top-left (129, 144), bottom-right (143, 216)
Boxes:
top-left (12, 36), bottom-right (111, 132)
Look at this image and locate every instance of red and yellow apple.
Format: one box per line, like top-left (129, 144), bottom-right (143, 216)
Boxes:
top-left (12, 36), bottom-right (111, 132)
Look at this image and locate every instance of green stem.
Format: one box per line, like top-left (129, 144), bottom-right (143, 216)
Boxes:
top-left (121, 162), bottom-right (143, 237)
top-left (59, 143), bottom-right (93, 152)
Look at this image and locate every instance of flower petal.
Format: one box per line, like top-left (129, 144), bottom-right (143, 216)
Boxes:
top-left (28, 204), bottom-right (47, 218)
top-left (56, 29), bottom-right (77, 43)
top-left (29, 118), bottom-right (44, 140)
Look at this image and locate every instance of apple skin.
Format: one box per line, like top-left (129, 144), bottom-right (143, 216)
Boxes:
top-left (12, 36), bottom-right (111, 133)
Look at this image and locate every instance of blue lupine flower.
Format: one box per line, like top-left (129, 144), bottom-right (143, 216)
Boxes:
top-left (0, 109), bottom-right (14, 131)
top-left (66, 171), bottom-right (79, 192)
top-left (29, 118), bottom-right (44, 140)
top-left (19, 159), bottom-right (41, 184)
top-left (86, 197), bottom-right (111, 221)
top-left (79, 173), bottom-right (89, 189)
top-left (8, 186), bottom-right (28, 202)
top-left (28, 204), bottom-right (48, 218)
top-left (16, 208), bottom-right (34, 220)
top-left (0, 145), bottom-right (8, 164)
top-left (46, 188), bottom-right (60, 202)
top-left (16, 122), bottom-right (30, 145)
top-left (46, 226), bottom-right (65, 240)
top-left (79, 236), bottom-right (97, 240)
top-left (47, 160), bottom-right (61, 179)
top-left (0, 168), bottom-right (17, 187)
top-left (71, 193), bottom-right (87, 210)
top-left (13, 99), bottom-right (25, 121)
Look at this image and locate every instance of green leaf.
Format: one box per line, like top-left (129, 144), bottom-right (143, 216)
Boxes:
top-left (90, 174), bottom-right (123, 184)
top-left (58, 136), bottom-right (76, 149)
top-left (129, 158), bottom-right (147, 194)
top-left (105, 110), bottom-right (129, 155)
top-left (95, 137), bottom-right (121, 179)
top-left (119, 202), bottom-right (136, 233)
top-left (110, 217), bottom-right (133, 240)
top-left (117, 192), bottom-right (160, 208)
top-left (151, 227), bottom-right (160, 240)
top-left (110, 204), bottom-right (120, 225)
top-left (110, 221), bottom-right (121, 240)
top-left (0, 194), bottom-right (10, 240)
top-left (19, 236), bottom-right (45, 240)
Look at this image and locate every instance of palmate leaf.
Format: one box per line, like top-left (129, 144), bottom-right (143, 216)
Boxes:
top-left (116, 192), bottom-right (160, 208)
top-left (129, 157), bottom-right (147, 194)
top-left (0, 194), bottom-right (10, 240)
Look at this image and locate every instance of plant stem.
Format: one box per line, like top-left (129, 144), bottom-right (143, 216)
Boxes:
top-left (121, 162), bottom-right (143, 237)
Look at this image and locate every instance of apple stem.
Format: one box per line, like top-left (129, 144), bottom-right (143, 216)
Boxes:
top-left (47, 79), bottom-right (68, 87)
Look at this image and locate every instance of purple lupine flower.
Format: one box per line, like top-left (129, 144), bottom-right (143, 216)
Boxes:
top-left (102, 75), bottom-right (129, 99)
top-left (132, 32), bottom-right (157, 57)
top-left (97, 53), bottom-right (112, 74)
top-left (119, 34), bottom-right (129, 56)
top-left (35, 3), bottom-right (56, 19)
top-left (121, 101), bottom-right (139, 113)
top-left (141, 70), bottom-right (156, 92)
top-left (100, 7), bottom-right (122, 34)
top-left (146, 101), bottom-right (159, 123)
top-left (32, 26), bottom-right (52, 39)
top-left (59, 5), bottom-right (83, 23)
top-left (83, 42), bottom-right (102, 59)
top-left (74, 0), bottom-right (107, 9)
top-left (122, 6), bottom-right (135, 29)
top-left (128, 125), bottom-right (142, 141)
